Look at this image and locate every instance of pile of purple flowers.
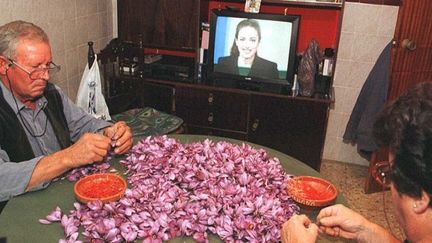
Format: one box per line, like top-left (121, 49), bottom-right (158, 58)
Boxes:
top-left (40, 136), bottom-right (299, 242)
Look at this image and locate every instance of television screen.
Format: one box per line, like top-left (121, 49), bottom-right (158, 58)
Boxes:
top-left (207, 9), bottom-right (300, 91)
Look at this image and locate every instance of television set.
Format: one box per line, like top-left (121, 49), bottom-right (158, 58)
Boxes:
top-left (207, 9), bottom-right (300, 93)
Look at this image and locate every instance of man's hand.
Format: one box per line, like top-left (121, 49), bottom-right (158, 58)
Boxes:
top-left (281, 214), bottom-right (318, 243)
top-left (26, 133), bottom-right (112, 190)
top-left (62, 133), bottom-right (112, 168)
top-left (103, 121), bottom-right (133, 154)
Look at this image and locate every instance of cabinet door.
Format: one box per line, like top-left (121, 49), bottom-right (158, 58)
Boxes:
top-left (118, 0), bottom-right (199, 50)
top-left (141, 82), bottom-right (174, 114)
top-left (248, 95), bottom-right (329, 171)
top-left (175, 87), bottom-right (249, 131)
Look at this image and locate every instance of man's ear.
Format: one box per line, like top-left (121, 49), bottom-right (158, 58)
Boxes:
top-left (413, 190), bottom-right (430, 214)
top-left (0, 56), bottom-right (11, 75)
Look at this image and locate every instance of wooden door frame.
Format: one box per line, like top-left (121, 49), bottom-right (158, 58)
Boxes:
top-left (365, 0), bottom-right (432, 193)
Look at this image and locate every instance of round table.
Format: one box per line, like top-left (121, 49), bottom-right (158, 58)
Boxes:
top-left (0, 135), bottom-right (347, 243)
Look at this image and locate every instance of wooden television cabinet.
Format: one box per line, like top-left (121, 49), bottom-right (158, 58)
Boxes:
top-left (102, 0), bottom-right (344, 171)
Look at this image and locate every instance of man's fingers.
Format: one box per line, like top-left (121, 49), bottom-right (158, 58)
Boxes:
top-left (320, 226), bottom-right (340, 237)
top-left (112, 121), bottom-right (128, 139)
top-left (307, 222), bottom-right (319, 232)
top-left (114, 140), bottom-right (132, 154)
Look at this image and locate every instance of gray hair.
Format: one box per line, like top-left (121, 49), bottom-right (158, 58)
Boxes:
top-left (0, 20), bottom-right (49, 59)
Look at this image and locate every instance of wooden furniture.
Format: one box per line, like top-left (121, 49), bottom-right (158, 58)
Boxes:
top-left (98, 39), bottom-right (143, 115)
top-left (365, 0), bottom-right (431, 193)
top-left (118, 0), bottom-right (200, 51)
top-left (104, 0), bottom-right (344, 171)
top-left (174, 83), bottom-right (329, 170)
top-left (0, 135), bottom-right (346, 243)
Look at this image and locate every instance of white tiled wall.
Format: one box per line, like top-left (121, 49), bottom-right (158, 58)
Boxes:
top-left (323, 2), bottom-right (399, 165)
top-left (0, 0), bottom-right (113, 101)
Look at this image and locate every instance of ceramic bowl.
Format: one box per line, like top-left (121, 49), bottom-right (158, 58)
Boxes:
top-left (286, 176), bottom-right (337, 208)
top-left (74, 173), bottom-right (127, 203)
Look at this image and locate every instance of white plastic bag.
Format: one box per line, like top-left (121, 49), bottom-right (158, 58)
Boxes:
top-left (76, 54), bottom-right (111, 120)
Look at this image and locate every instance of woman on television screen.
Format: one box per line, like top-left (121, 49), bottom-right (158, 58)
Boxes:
top-left (214, 19), bottom-right (279, 79)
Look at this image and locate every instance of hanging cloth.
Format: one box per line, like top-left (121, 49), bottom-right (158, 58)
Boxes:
top-left (343, 41), bottom-right (392, 160)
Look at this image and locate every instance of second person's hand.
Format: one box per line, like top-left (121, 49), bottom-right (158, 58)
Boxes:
top-left (281, 214), bottom-right (319, 243)
top-left (317, 204), bottom-right (373, 241)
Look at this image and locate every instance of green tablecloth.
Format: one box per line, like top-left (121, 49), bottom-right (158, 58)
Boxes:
top-left (0, 135), bottom-right (348, 243)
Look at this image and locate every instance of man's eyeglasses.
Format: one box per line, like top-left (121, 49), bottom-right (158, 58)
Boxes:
top-left (372, 159), bottom-right (397, 238)
top-left (8, 58), bottom-right (61, 80)
top-left (371, 160), bottom-right (393, 188)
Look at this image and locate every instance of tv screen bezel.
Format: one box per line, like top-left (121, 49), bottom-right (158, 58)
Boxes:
top-left (207, 9), bottom-right (300, 90)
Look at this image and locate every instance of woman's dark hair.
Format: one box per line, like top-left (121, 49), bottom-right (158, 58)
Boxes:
top-left (230, 19), bottom-right (261, 56)
top-left (373, 82), bottom-right (432, 206)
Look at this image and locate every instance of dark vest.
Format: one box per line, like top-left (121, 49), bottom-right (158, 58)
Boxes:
top-left (0, 82), bottom-right (72, 213)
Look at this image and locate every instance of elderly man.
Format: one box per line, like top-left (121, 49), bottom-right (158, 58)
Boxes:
top-left (0, 20), bottom-right (133, 212)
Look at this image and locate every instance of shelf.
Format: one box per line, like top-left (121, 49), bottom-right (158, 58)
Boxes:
top-left (215, 0), bottom-right (343, 8)
top-left (263, 0), bottom-right (343, 8)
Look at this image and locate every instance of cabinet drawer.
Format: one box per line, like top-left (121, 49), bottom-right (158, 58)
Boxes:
top-left (185, 125), bottom-right (247, 141)
top-left (175, 87), bottom-right (249, 131)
